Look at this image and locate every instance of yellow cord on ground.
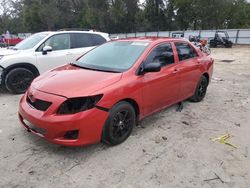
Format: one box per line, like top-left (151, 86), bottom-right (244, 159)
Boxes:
top-left (211, 133), bottom-right (237, 149)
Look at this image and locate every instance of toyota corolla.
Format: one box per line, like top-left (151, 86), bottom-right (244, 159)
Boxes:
top-left (19, 37), bottom-right (213, 146)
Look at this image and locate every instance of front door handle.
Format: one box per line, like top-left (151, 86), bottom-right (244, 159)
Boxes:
top-left (66, 52), bottom-right (73, 56)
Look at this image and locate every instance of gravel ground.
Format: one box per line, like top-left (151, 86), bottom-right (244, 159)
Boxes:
top-left (0, 46), bottom-right (249, 188)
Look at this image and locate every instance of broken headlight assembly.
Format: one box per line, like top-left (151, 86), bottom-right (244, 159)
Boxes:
top-left (57, 94), bottom-right (103, 114)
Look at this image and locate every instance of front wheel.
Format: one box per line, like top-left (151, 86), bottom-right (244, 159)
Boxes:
top-left (5, 68), bottom-right (35, 94)
top-left (102, 101), bottom-right (136, 145)
top-left (190, 75), bottom-right (208, 102)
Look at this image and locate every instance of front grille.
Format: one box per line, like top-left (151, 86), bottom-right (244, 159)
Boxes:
top-left (27, 95), bottom-right (52, 111)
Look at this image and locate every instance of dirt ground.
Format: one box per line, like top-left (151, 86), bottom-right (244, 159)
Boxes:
top-left (0, 46), bottom-right (249, 188)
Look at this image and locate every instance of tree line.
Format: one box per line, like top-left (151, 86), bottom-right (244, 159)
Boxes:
top-left (0, 0), bottom-right (250, 34)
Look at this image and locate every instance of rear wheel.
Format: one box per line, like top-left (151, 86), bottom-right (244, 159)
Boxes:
top-left (190, 75), bottom-right (208, 102)
top-left (5, 68), bottom-right (35, 94)
top-left (102, 101), bottom-right (136, 145)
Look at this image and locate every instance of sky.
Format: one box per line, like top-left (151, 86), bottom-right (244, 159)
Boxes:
top-left (139, 0), bottom-right (145, 4)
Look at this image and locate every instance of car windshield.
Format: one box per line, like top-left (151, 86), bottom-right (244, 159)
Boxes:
top-left (74, 41), bottom-right (149, 73)
top-left (15, 33), bottom-right (48, 50)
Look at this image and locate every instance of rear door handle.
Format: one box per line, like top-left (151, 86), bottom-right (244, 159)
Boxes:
top-left (173, 69), bottom-right (179, 74)
top-left (197, 59), bottom-right (203, 64)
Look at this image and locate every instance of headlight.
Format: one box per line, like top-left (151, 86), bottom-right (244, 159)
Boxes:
top-left (57, 94), bottom-right (103, 114)
top-left (0, 56), bottom-right (3, 60)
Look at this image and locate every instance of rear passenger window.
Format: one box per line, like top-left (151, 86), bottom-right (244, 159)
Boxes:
top-left (175, 42), bottom-right (198, 61)
top-left (145, 43), bottom-right (174, 67)
top-left (91, 34), bottom-right (106, 46)
top-left (71, 33), bottom-right (94, 48)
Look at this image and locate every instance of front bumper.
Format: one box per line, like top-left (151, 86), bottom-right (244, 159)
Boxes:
top-left (18, 89), bottom-right (109, 146)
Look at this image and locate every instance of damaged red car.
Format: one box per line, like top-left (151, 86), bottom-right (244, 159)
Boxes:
top-left (19, 37), bottom-right (213, 146)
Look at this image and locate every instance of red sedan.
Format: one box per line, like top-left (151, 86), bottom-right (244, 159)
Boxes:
top-left (19, 37), bottom-right (213, 146)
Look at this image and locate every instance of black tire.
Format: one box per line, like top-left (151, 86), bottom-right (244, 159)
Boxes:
top-left (190, 75), bottom-right (208, 102)
top-left (209, 39), bottom-right (217, 48)
top-left (209, 40), bottom-right (215, 48)
top-left (102, 101), bottom-right (136, 146)
top-left (209, 42), bottom-right (217, 48)
top-left (225, 43), bottom-right (232, 48)
top-left (5, 68), bottom-right (35, 94)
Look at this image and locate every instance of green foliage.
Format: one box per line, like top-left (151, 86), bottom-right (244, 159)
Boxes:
top-left (0, 0), bottom-right (249, 34)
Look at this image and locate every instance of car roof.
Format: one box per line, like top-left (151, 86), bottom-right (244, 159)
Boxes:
top-left (37, 30), bottom-right (109, 36)
top-left (115, 37), bottom-right (187, 44)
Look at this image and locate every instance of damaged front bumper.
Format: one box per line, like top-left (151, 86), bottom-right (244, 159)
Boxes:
top-left (19, 90), bottom-right (110, 146)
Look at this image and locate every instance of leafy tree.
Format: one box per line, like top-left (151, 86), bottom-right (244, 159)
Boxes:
top-left (123, 0), bottom-right (139, 32)
top-left (0, 0), bottom-right (249, 34)
top-left (164, 0), bottom-right (177, 31)
top-left (80, 0), bottom-right (110, 31)
top-left (143, 0), bottom-right (165, 31)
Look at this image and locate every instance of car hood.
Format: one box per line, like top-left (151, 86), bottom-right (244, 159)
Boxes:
top-left (32, 64), bottom-right (122, 98)
top-left (0, 49), bottom-right (21, 56)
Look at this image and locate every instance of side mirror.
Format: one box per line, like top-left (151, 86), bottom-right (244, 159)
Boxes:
top-left (42, 46), bottom-right (52, 55)
top-left (144, 63), bottom-right (161, 73)
top-left (138, 63), bottom-right (161, 75)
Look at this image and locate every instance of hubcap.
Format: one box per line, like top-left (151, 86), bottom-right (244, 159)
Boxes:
top-left (111, 110), bottom-right (132, 139)
top-left (11, 72), bottom-right (33, 92)
top-left (198, 79), bottom-right (207, 98)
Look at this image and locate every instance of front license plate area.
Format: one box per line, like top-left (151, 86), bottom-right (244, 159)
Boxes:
top-left (23, 119), bottom-right (46, 135)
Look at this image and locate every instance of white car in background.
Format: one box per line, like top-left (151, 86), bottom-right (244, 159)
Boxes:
top-left (0, 30), bottom-right (110, 94)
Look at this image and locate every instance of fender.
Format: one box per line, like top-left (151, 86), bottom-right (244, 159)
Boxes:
top-left (0, 63), bottom-right (40, 87)
top-left (4, 62), bottom-right (40, 75)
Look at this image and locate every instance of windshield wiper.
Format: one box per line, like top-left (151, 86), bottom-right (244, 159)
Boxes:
top-left (70, 63), bottom-right (97, 71)
top-left (70, 62), bottom-right (82, 68)
top-left (70, 63), bottom-right (121, 73)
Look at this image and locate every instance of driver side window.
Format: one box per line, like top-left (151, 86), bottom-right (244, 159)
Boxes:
top-left (38, 34), bottom-right (70, 51)
top-left (145, 43), bottom-right (175, 67)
